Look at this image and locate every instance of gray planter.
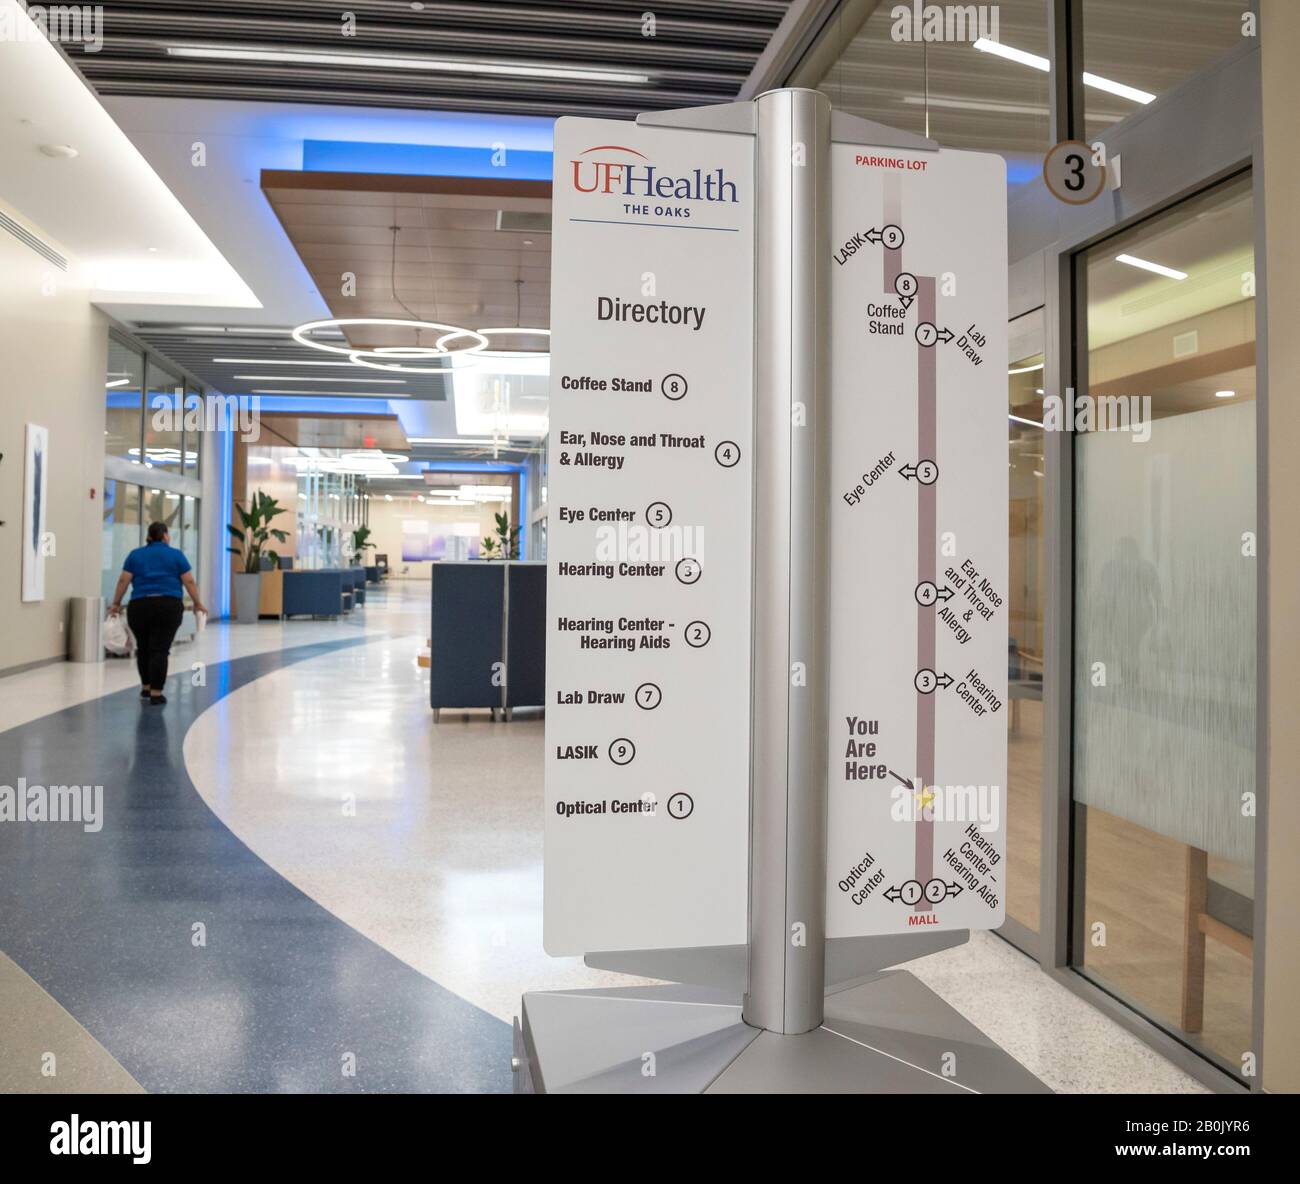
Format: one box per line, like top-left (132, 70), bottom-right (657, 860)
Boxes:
top-left (233, 571), bottom-right (262, 624)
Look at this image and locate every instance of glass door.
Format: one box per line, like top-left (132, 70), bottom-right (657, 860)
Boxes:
top-left (1070, 174), bottom-right (1257, 1079)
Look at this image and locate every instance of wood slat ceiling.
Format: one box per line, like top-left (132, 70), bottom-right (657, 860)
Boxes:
top-left (262, 172), bottom-right (553, 349)
top-left (69, 0), bottom-right (792, 117)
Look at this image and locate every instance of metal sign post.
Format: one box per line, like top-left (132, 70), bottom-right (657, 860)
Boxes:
top-left (518, 89), bottom-right (1046, 1093)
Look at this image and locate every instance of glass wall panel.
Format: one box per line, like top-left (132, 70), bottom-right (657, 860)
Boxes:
top-left (1083, 0), bottom-right (1248, 143)
top-left (105, 336), bottom-right (145, 464)
top-left (144, 487), bottom-right (183, 541)
top-left (1072, 175), bottom-right (1255, 1077)
top-left (183, 385), bottom-right (202, 478)
top-left (1006, 315), bottom-right (1046, 938)
top-left (809, 0), bottom-right (1050, 190)
top-left (144, 359), bottom-right (185, 473)
top-left (100, 481), bottom-right (141, 600)
top-left (181, 494), bottom-right (200, 584)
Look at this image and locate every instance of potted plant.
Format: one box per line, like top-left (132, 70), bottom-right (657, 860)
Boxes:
top-left (349, 525), bottom-right (375, 566)
top-left (227, 489), bottom-right (289, 624)
top-left (480, 511), bottom-right (520, 561)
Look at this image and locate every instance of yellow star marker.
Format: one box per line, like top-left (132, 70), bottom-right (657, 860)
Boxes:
top-left (915, 785), bottom-right (935, 810)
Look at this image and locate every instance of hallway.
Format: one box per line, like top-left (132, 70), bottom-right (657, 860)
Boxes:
top-left (0, 583), bottom-right (1205, 1093)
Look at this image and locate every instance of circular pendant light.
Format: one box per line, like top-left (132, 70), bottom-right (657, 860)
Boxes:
top-left (292, 317), bottom-right (488, 357)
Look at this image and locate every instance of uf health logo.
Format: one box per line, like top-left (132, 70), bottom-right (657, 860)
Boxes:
top-left (569, 144), bottom-right (739, 204)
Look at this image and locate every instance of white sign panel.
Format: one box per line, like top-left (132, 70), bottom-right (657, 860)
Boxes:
top-left (825, 144), bottom-right (1009, 938)
top-left (544, 117), bottom-right (754, 955)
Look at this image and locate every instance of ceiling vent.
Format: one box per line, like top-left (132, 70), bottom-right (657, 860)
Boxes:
top-left (0, 209), bottom-right (67, 271)
top-left (1172, 329), bottom-right (1199, 358)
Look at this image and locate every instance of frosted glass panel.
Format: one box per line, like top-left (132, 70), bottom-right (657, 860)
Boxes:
top-left (1074, 400), bottom-right (1255, 864)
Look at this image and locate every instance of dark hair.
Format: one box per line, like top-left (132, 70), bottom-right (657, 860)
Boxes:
top-left (147, 521), bottom-right (169, 543)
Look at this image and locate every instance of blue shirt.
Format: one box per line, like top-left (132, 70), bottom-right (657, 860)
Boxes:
top-left (123, 541), bottom-right (191, 599)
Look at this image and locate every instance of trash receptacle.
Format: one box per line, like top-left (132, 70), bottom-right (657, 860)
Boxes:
top-left (68, 596), bottom-right (104, 663)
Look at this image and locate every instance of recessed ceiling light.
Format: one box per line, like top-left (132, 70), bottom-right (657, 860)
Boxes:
top-left (165, 44), bottom-right (650, 84)
top-left (1115, 253), bottom-right (1187, 280)
top-left (972, 39), bottom-right (1155, 104)
top-left (38, 143), bottom-right (79, 159)
top-left (1216, 390), bottom-right (1236, 398)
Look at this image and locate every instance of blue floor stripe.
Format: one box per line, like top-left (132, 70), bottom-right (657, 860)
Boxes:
top-left (0, 640), bottom-right (511, 1093)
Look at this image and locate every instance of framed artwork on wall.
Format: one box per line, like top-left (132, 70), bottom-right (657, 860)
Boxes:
top-left (22, 423), bottom-right (49, 603)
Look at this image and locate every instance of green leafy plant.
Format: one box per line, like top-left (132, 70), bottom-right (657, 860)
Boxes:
top-left (481, 511), bottom-right (520, 560)
top-left (351, 525), bottom-right (375, 554)
top-left (226, 489), bottom-right (289, 574)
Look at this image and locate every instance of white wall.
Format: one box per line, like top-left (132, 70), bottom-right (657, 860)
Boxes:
top-left (0, 204), bottom-right (108, 674)
top-left (365, 497), bottom-right (501, 579)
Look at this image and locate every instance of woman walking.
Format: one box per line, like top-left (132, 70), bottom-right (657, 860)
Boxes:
top-left (108, 521), bottom-right (208, 705)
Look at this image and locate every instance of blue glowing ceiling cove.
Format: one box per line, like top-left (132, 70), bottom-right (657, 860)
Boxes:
top-left (303, 140), bottom-right (553, 181)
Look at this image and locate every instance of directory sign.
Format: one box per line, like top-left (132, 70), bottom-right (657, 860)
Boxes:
top-left (824, 144), bottom-right (1009, 937)
top-left (543, 117), bottom-right (754, 955)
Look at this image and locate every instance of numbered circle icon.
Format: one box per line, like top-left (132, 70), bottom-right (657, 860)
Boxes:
top-left (899, 879), bottom-right (924, 906)
top-left (915, 322), bottom-right (939, 348)
top-left (924, 878), bottom-right (949, 904)
top-left (608, 738), bottom-right (636, 766)
top-left (881, 224), bottom-right (905, 250)
top-left (915, 581), bottom-right (938, 607)
top-left (915, 459), bottom-right (939, 485)
top-left (1043, 139), bottom-right (1106, 205)
top-left (684, 620), bottom-right (711, 648)
top-left (675, 557), bottom-right (702, 585)
top-left (667, 792), bottom-right (694, 820)
top-left (661, 373), bottom-right (688, 401)
top-left (915, 668), bottom-right (938, 694)
top-left (714, 440), bottom-right (741, 468)
top-left (635, 682), bottom-right (663, 711)
top-left (895, 272), bottom-right (918, 299)
top-left (645, 501), bottom-right (673, 529)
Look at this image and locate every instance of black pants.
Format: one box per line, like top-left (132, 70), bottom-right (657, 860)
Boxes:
top-left (127, 596), bottom-right (184, 692)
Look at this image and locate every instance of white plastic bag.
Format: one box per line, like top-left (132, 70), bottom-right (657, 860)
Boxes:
top-left (104, 611), bottom-right (133, 657)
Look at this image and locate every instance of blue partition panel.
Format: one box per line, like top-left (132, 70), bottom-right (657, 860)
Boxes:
top-left (507, 563), bottom-right (547, 709)
top-left (430, 563), bottom-right (504, 710)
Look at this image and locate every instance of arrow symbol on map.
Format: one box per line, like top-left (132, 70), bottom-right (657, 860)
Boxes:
top-left (946, 882), bottom-right (964, 897)
top-left (884, 885), bottom-right (903, 902)
top-left (935, 585), bottom-right (955, 602)
top-left (935, 326), bottom-right (955, 343)
top-left (898, 460), bottom-right (938, 485)
top-left (898, 295), bottom-right (914, 311)
top-left (935, 672), bottom-right (954, 689)
top-left (864, 227), bottom-right (883, 244)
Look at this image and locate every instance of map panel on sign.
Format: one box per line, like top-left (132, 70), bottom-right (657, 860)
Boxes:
top-left (825, 143), bottom-right (1009, 939)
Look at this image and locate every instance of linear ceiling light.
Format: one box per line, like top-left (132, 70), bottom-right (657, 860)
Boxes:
top-left (231, 374), bottom-right (406, 383)
top-left (213, 358), bottom-right (363, 366)
top-left (165, 45), bottom-right (650, 85)
top-left (1115, 253), bottom-right (1188, 280)
top-left (250, 389), bottom-right (408, 397)
top-left (972, 39), bottom-right (1155, 104)
top-left (1008, 362), bottom-right (1044, 375)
